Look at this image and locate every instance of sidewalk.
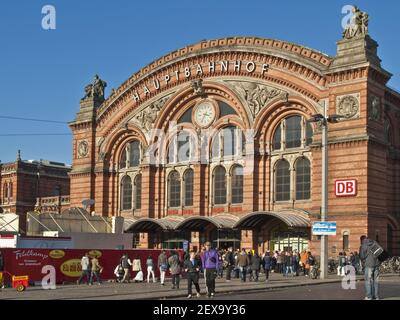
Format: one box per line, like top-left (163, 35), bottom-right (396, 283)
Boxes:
top-left (1, 272), bottom-right (398, 300)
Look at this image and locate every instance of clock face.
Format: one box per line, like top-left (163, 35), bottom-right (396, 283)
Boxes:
top-left (194, 101), bottom-right (216, 128)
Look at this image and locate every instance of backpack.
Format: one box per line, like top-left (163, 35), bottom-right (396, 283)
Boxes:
top-left (369, 241), bottom-right (389, 262)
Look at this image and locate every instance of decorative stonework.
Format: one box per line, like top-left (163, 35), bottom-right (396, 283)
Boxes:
top-left (131, 94), bottom-right (173, 132)
top-left (191, 79), bottom-right (205, 96)
top-left (368, 95), bottom-right (381, 121)
top-left (342, 6), bottom-right (369, 40)
top-left (336, 94), bottom-right (360, 120)
top-left (77, 140), bottom-right (89, 158)
top-left (225, 81), bottom-right (288, 118)
top-left (81, 75), bottom-right (107, 102)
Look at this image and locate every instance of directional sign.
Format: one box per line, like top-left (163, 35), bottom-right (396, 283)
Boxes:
top-left (312, 221), bottom-right (337, 236)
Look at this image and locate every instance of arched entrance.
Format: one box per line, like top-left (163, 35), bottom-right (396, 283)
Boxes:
top-left (233, 210), bottom-right (311, 253)
top-left (175, 215), bottom-right (239, 251)
top-left (125, 216), bottom-right (187, 249)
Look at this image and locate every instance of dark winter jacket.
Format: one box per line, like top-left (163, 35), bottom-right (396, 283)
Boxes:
top-left (225, 251), bottom-right (235, 266)
top-left (359, 239), bottom-right (381, 268)
top-left (184, 258), bottom-right (201, 273)
top-left (263, 255), bottom-right (272, 270)
top-left (251, 255), bottom-right (261, 271)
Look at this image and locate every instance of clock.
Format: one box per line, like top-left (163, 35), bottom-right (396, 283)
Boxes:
top-left (193, 100), bottom-right (217, 128)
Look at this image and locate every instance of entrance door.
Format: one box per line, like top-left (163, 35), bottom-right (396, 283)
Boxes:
top-left (269, 225), bottom-right (309, 252)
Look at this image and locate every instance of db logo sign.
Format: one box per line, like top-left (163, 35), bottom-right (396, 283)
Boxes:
top-left (335, 179), bottom-right (357, 197)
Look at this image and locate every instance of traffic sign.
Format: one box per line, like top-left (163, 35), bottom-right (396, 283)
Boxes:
top-left (312, 221), bottom-right (337, 236)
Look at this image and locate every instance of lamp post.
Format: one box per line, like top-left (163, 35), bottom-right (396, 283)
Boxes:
top-left (307, 113), bottom-right (344, 279)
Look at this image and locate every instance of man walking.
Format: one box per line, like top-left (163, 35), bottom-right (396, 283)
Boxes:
top-left (201, 242), bottom-right (219, 298)
top-left (89, 255), bottom-right (102, 285)
top-left (184, 250), bottom-right (201, 298)
top-left (77, 253), bottom-right (91, 285)
top-left (359, 235), bottom-right (382, 300)
top-left (168, 250), bottom-right (181, 289)
top-left (120, 253), bottom-right (132, 283)
top-left (158, 250), bottom-right (168, 286)
top-left (237, 248), bottom-right (250, 282)
top-left (224, 247), bottom-right (235, 282)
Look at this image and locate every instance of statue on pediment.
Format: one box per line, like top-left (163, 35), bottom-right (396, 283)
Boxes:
top-left (343, 6), bottom-right (369, 39)
top-left (81, 74), bottom-right (107, 101)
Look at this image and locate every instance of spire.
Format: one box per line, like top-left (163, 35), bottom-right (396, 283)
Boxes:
top-left (16, 149), bottom-right (21, 162)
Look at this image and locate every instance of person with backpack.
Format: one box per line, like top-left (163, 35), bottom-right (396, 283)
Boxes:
top-left (158, 250), bottom-right (168, 286)
top-left (146, 255), bottom-right (156, 283)
top-left (120, 253), bottom-right (132, 283)
top-left (359, 235), bottom-right (384, 300)
top-left (168, 250), bottom-right (181, 289)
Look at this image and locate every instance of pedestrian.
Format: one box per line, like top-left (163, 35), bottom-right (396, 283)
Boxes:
top-left (168, 250), bottom-right (181, 289)
top-left (247, 250), bottom-right (253, 281)
top-left (184, 250), bottom-right (201, 298)
top-left (337, 252), bottom-right (346, 276)
top-left (284, 252), bottom-right (294, 277)
top-left (146, 255), bottom-right (156, 283)
top-left (77, 253), bottom-right (91, 285)
top-left (250, 252), bottom-right (261, 281)
top-left (359, 235), bottom-right (382, 300)
top-left (307, 251), bottom-right (316, 277)
top-left (217, 250), bottom-right (224, 279)
top-left (271, 251), bottom-right (277, 273)
top-left (300, 250), bottom-right (308, 275)
top-left (234, 249), bottom-right (240, 278)
top-left (89, 256), bottom-right (102, 285)
top-left (158, 250), bottom-right (168, 286)
top-left (132, 256), bottom-right (142, 279)
top-left (224, 247), bottom-right (235, 282)
top-left (276, 251), bottom-right (284, 274)
top-left (237, 248), bottom-right (250, 282)
top-left (292, 250), bottom-right (300, 276)
top-left (114, 263), bottom-right (125, 282)
top-left (0, 251), bottom-right (4, 289)
top-left (201, 241), bottom-right (219, 298)
top-left (263, 251), bottom-right (272, 282)
top-left (353, 251), bottom-right (362, 274)
top-left (120, 253), bottom-right (132, 283)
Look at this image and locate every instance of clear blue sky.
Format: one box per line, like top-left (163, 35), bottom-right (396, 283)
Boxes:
top-left (0, 0), bottom-right (399, 165)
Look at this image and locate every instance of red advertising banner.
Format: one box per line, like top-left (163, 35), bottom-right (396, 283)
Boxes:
top-left (1, 248), bottom-right (182, 285)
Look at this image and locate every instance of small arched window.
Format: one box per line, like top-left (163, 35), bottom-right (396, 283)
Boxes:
top-left (213, 166), bottom-right (227, 205)
top-left (121, 176), bottom-right (132, 210)
top-left (273, 126), bottom-right (281, 150)
top-left (231, 165), bottom-right (243, 204)
top-left (134, 174), bottom-right (142, 210)
top-left (168, 171), bottom-right (181, 207)
top-left (275, 160), bottom-right (290, 201)
top-left (343, 231), bottom-right (349, 251)
top-left (184, 169), bottom-right (194, 207)
top-left (129, 141), bottom-right (141, 167)
top-left (295, 158), bottom-right (311, 200)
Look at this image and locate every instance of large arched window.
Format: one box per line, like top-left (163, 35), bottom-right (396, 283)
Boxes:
top-left (275, 160), bottom-right (290, 201)
top-left (119, 140), bottom-right (141, 169)
top-left (211, 126), bottom-right (243, 159)
top-left (184, 169), bottom-right (194, 207)
top-left (213, 166), bottom-right (227, 205)
top-left (272, 115), bottom-right (313, 150)
top-left (231, 165), bottom-right (243, 204)
top-left (168, 131), bottom-right (195, 163)
top-left (121, 176), bottom-right (132, 210)
top-left (168, 171), bottom-right (181, 207)
top-left (285, 116), bottom-right (302, 148)
top-left (134, 174), bottom-right (142, 210)
top-left (295, 157), bottom-right (311, 200)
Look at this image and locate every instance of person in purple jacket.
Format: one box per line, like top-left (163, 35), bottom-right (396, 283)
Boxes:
top-left (201, 241), bottom-right (219, 298)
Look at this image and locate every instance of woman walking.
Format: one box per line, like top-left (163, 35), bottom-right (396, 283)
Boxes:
top-left (146, 255), bottom-right (156, 283)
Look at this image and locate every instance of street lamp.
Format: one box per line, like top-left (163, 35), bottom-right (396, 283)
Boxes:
top-left (307, 113), bottom-right (345, 279)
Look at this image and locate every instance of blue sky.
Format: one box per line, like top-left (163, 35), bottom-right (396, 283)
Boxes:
top-left (0, 0), bottom-right (399, 164)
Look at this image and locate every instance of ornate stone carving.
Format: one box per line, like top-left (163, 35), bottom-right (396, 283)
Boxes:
top-left (336, 94), bottom-right (360, 120)
top-left (342, 6), bottom-right (369, 39)
top-left (133, 94), bottom-right (172, 132)
top-left (368, 95), bottom-right (381, 121)
top-left (191, 79), bottom-right (205, 96)
top-left (81, 74), bottom-right (107, 101)
top-left (77, 140), bottom-right (89, 158)
top-left (226, 81), bottom-right (288, 117)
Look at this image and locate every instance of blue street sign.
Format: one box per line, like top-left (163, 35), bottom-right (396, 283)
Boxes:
top-left (312, 221), bottom-right (337, 236)
top-left (183, 240), bottom-right (189, 252)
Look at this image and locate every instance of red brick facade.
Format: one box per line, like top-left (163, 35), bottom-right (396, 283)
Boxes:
top-left (0, 156), bottom-right (70, 233)
top-left (69, 34), bottom-right (400, 256)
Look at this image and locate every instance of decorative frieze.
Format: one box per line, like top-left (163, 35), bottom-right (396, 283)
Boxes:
top-left (336, 93), bottom-right (360, 120)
